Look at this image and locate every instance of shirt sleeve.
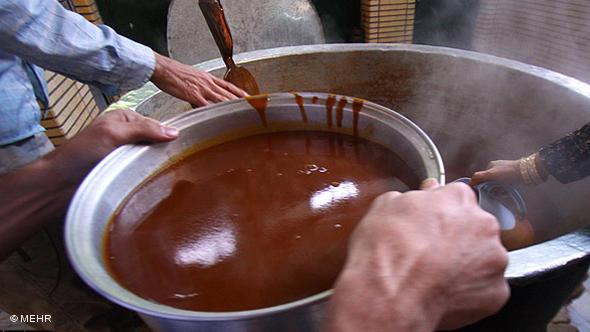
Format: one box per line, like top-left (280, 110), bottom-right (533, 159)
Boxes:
top-left (538, 122), bottom-right (590, 183)
top-left (0, 0), bottom-right (156, 95)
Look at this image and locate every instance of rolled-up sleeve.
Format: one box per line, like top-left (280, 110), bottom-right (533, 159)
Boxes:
top-left (0, 0), bottom-right (155, 95)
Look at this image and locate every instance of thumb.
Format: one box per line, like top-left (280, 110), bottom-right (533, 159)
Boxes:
top-left (123, 117), bottom-right (179, 144)
top-left (470, 171), bottom-right (488, 186)
top-left (420, 178), bottom-right (440, 190)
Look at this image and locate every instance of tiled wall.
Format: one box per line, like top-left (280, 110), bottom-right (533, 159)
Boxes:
top-left (361, 0), bottom-right (415, 43)
top-left (473, 0), bottom-right (590, 83)
top-left (41, 0), bottom-right (106, 146)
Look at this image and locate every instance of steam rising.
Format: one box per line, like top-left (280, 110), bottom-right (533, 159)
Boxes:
top-left (384, 0), bottom-right (590, 240)
top-left (471, 0), bottom-right (590, 83)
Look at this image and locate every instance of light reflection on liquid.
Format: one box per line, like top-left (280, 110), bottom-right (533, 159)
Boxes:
top-left (171, 292), bottom-right (200, 300)
top-left (310, 181), bottom-right (359, 210)
top-left (175, 220), bottom-right (237, 268)
top-left (106, 131), bottom-right (420, 312)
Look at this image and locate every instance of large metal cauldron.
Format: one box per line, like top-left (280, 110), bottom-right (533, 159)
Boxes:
top-left (109, 44), bottom-right (590, 331)
top-left (66, 93), bottom-right (443, 332)
top-left (167, 0), bottom-right (325, 65)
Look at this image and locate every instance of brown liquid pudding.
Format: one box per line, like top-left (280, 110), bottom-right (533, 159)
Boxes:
top-left (106, 130), bottom-right (419, 312)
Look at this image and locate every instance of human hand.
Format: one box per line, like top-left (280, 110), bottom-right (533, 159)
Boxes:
top-left (46, 109), bottom-right (178, 185)
top-left (0, 109), bottom-right (178, 258)
top-left (471, 159), bottom-right (521, 186)
top-left (150, 53), bottom-right (247, 107)
top-left (326, 180), bottom-right (509, 332)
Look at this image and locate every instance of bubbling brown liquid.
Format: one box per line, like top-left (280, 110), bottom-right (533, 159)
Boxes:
top-left (105, 131), bottom-right (419, 312)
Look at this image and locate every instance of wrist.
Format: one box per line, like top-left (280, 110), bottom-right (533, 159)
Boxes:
top-left (35, 153), bottom-right (76, 190)
top-left (519, 153), bottom-right (546, 185)
top-left (28, 155), bottom-right (81, 220)
top-left (40, 147), bottom-right (91, 188)
top-left (150, 52), bottom-right (170, 86)
top-left (533, 152), bottom-right (549, 180)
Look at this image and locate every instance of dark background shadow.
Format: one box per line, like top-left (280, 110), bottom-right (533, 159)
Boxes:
top-left (95, 0), bottom-right (480, 56)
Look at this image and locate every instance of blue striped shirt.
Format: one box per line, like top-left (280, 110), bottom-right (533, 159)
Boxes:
top-left (0, 0), bottom-right (155, 145)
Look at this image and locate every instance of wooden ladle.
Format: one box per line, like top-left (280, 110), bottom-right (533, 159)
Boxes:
top-left (199, 0), bottom-right (260, 95)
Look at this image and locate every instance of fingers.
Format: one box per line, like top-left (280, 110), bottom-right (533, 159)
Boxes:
top-left (125, 118), bottom-right (178, 143)
top-left (444, 182), bottom-right (478, 205)
top-left (53, 109), bottom-right (179, 178)
top-left (370, 191), bottom-right (402, 211)
top-left (150, 54), bottom-right (248, 106)
top-left (420, 178), bottom-right (440, 190)
top-left (470, 171), bottom-right (488, 186)
top-left (213, 85), bottom-right (237, 101)
top-left (189, 80), bottom-right (245, 106)
top-left (490, 278), bottom-right (511, 311)
top-left (381, 191), bottom-right (403, 200)
top-left (207, 78), bottom-right (248, 101)
top-left (470, 160), bottom-right (503, 186)
top-left (471, 159), bottom-right (523, 185)
top-left (192, 94), bottom-right (209, 108)
top-left (186, 87), bottom-right (214, 107)
top-left (206, 90), bottom-right (231, 103)
top-left (101, 109), bottom-right (178, 145)
top-left (213, 76), bottom-right (248, 97)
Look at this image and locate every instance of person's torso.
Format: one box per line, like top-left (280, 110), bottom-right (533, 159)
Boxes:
top-left (0, 49), bottom-right (47, 146)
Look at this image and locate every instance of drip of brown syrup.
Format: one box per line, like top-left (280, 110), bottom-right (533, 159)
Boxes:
top-left (311, 96), bottom-right (319, 104)
top-left (352, 98), bottom-right (364, 137)
top-left (246, 94), bottom-right (269, 127)
top-left (325, 95), bottom-right (336, 128)
top-left (293, 93), bottom-right (308, 123)
top-left (336, 97), bottom-right (347, 128)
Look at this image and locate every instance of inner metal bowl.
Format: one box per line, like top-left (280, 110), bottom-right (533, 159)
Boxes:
top-left (65, 92), bottom-right (443, 331)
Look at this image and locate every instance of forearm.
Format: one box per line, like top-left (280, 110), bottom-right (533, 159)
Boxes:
top-left (0, 109), bottom-right (178, 261)
top-left (0, 0), bottom-right (155, 94)
top-left (0, 157), bottom-right (77, 260)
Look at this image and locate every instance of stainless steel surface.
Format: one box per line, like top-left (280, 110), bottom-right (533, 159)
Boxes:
top-left (113, 44), bottom-right (590, 283)
top-left (66, 92), bottom-right (444, 332)
top-left (167, 0), bottom-right (325, 65)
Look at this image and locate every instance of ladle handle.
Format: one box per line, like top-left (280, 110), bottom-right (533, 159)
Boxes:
top-left (199, 0), bottom-right (235, 67)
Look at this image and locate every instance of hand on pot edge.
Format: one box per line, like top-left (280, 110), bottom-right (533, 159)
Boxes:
top-left (326, 179), bottom-right (509, 332)
top-left (151, 53), bottom-right (248, 107)
top-left (0, 109), bottom-right (178, 260)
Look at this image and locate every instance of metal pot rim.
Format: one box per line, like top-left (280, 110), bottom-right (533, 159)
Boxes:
top-left (79, 43), bottom-right (590, 318)
top-left (178, 44), bottom-right (590, 283)
top-left (66, 91), bottom-right (444, 321)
